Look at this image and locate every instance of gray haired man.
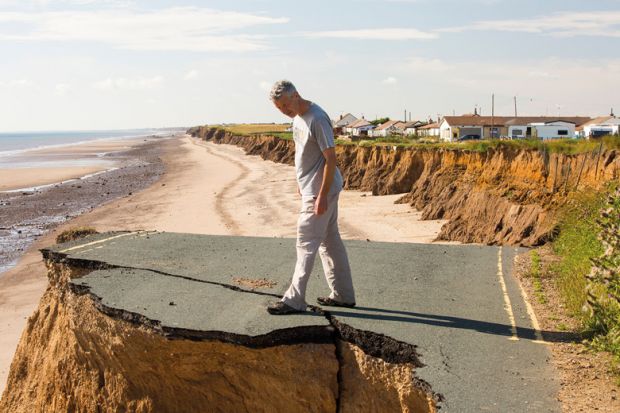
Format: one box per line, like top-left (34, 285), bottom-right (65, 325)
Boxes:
top-left (267, 80), bottom-right (356, 315)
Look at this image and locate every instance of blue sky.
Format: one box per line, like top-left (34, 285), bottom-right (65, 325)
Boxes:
top-left (0, 0), bottom-right (619, 131)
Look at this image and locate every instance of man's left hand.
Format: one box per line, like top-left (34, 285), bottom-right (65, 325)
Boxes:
top-left (314, 195), bottom-right (328, 215)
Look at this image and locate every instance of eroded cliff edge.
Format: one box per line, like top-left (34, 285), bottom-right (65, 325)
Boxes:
top-left (0, 244), bottom-right (439, 413)
top-left (188, 126), bottom-right (620, 246)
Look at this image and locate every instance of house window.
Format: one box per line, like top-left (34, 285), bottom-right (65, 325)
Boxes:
top-left (490, 127), bottom-right (499, 138)
top-left (512, 129), bottom-right (523, 136)
top-left (558, 130), bottom-right (568, 136)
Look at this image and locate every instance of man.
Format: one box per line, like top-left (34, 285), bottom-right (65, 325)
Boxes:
top-left (267, 80), bottom-right (356, 315)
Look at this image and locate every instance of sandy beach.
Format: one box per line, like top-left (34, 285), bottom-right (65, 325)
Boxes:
top-left (0, 134), bottom-right (447, 392)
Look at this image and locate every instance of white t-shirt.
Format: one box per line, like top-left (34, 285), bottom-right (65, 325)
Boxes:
top-left (292, 103), bottom-right (344, 197)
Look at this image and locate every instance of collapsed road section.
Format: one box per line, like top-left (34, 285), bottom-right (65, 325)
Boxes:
top-left (1, 232), bottom-right (561, 412)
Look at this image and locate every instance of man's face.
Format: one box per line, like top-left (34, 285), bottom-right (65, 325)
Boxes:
top-left (273, 94), bottom-right (297, 118)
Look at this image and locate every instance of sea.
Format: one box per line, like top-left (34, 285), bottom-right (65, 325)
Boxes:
top-left (0, 129), bottom-right (178, 168)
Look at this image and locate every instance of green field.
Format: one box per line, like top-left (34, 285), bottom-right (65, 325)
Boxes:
top-left (213, 126), bottom-right (620, 155)
top-left (216, 123), bottom-right (290, 136)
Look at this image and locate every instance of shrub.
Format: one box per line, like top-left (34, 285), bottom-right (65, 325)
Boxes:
top-left (584, 188), bottom-right (620, 361)
top-left (56, 227), bottom-right (99, 244)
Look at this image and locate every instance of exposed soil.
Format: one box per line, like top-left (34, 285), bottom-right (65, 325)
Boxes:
top-left (232, 277), bottom-right (278, 290)
top-left (513, 247), bottom-right (620, 412)
top-left (188, 127), bottom-right (620, 247)
top-left (0, 256), bottom-right (440, 413)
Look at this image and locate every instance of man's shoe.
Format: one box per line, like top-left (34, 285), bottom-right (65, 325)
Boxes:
top-left (267, 301), bottom-right (303, 315)
top-left (316, 297), bottom-right (356, 308)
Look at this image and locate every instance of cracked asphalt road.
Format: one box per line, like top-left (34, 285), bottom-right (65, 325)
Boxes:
top-left (44, 231), bottom-right (562, 412)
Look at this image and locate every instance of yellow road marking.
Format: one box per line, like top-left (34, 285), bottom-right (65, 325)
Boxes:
top-left (513, 249), bottom-right (547, 344)
top-left (58, 232), bottom-right (139, 253)
top-left (497, 247), bottom-right (519, 341)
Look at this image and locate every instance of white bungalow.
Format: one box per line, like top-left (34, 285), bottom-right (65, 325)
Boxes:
top-left (401, 121), bottom-right (425, 136)
top-left (348, 119), bottom-right (375, 136)
top-left (418, 122), bottom-right (441, 138)
top-left (579, 116), bottom-right (620, 138)
top-left (333, 113), bottom-right (358, 135)
top-left (368, 120), bottom-right (404, 137)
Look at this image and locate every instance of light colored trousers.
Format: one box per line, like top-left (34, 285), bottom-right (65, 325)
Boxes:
top-left (281, 192), bottom-right (355, 311)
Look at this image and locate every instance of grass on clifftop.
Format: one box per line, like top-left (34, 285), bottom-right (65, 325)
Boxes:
top-left (552, 189), bottom-right (608, 319)
top-left (217, 123), bottom-right (290, 136)
top-left (354, 135), bottom-right (620, 154)
top-left (550, 183), bottom-right (620, 372)
top-left (207, 124), bottom-right (620, 154)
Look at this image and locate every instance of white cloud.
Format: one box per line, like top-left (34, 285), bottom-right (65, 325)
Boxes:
top-left (184, 70), bottom-right (199, 80)
top-left (440, 11), bottom-right (620, 38)
top-left (0, 7), bottom-right (289, 52)
top-left (93, 75), bottom-right (163, 90)
top-left (382, 76), bottom-right (397, 84)
top-left (306, 28), bottom-right (437, 40)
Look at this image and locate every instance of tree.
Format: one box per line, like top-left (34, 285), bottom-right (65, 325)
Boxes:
top-left (370, 117), bottom-right (390, 126)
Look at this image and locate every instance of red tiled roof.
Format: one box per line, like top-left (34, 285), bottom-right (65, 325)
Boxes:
top-left (443, 116), bottom-right (592, 127)
top-left (418, 122), bottom-right (439, 129)
top-left (374, 120), bottom-right (401, 131)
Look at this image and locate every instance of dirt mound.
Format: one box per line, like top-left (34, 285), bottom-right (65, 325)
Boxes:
top-left (188, 127), bottom-right (620, 246)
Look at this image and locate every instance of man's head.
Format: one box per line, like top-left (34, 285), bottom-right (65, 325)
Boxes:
top-left (270, 80), bottom-right (304, 118)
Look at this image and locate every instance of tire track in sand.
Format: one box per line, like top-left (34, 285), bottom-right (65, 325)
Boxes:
top-left (191, 139), bottom-right (248, 235)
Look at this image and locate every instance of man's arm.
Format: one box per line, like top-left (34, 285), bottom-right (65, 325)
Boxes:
top-left (314, 147), bottom-right (336, 215)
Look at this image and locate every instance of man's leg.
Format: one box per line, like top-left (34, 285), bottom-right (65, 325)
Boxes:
top-left (281, 196), bottom-right (331, 311)
top-left (318, 193), bottom-right (355, 304)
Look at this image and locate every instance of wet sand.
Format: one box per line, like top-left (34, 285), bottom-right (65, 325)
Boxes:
top-left (0, 134), bottom-right (447, 393)
top-left (0, 137), bottom-right (152, 192)
top-left (0, 166), bottom-right (107, 192)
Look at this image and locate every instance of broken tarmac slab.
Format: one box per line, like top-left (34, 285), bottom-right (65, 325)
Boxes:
top-left (70, 267), bottom-right (333, 347)
top-left (43, 231), bottom-right (562, 412)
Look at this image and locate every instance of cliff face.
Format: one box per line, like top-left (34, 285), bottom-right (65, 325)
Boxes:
top-left (188, 127), bottom-right (620, 246)
top-left (0, 259), bottom-right (438, 413)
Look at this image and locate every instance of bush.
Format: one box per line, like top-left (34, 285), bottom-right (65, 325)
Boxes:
top-left (584, 188), bottom-right (620, 361)
top-left (56, 227), bottom-right (99, 244)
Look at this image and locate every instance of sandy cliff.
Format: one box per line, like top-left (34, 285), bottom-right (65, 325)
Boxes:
top-left (188, 127), bottom-right (620, 246)
top-left (0, 253), bottom-right (438, 413)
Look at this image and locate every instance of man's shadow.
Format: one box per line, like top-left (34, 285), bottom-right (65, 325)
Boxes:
top-left (326, 305), bottom-right (580, 343)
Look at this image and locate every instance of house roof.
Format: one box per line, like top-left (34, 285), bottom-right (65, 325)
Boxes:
top-left (374, 120), bottom-right (402, 131)
top-left (504, 117), bottom-right (588, 126)
top-left (334, 113), bottom-right (358, 127)
top-left (576, 115), bottom-right (616, 131)
top-left (348, 119), bottom-right (372, 128)
top-left (418, 122), bottom-right (439, 130)
top-left (443, 116), bottom-right (514, 127)
top-left (443, 116), bottom-right (592, 128)
top-left (581, 116), bottom-right (614, 126)
top-left (399, 121), bottom-right (421, 129)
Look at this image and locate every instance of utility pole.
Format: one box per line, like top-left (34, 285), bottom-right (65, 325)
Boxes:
top-left (514, 96), bottom-right (518, 117)
top-left (491, 93), bottom-right (495, 138)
